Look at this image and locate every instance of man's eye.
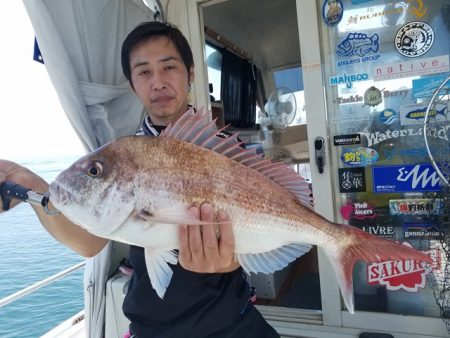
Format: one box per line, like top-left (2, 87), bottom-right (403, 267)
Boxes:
top-left (138, 70), bottom-right (149, 76)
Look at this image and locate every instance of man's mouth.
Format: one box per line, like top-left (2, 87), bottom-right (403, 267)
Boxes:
top-left (152, 96), bottom-right (173, 103)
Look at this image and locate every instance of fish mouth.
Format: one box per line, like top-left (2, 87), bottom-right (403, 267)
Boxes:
top-left (48, 181), bottom-right (74, 207)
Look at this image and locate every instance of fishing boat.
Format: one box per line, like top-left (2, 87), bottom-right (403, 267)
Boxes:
top-left (2, 0), bottom-right (450, 337)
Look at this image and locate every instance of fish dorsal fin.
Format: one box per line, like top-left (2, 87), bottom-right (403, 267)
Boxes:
top-left (162, 108), bottom-right (313, 207)
top-left (236, 243), bottom-right (312, 274)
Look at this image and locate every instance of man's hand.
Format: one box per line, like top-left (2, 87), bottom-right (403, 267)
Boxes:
top-left (178, 203), bottom-right (240, 273)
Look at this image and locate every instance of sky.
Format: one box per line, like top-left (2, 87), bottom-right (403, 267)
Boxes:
top-left (0, 2), bottom-right (85, 159)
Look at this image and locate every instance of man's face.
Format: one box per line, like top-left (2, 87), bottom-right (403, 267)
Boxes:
top-left (130, 36), bottom-right (194, 126)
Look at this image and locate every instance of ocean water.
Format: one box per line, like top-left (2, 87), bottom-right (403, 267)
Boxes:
top-left (0, 156), bottom-right (85, 338)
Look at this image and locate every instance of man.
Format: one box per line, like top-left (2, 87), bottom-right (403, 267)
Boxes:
top-left (0, 21), bottom-right (279, 337)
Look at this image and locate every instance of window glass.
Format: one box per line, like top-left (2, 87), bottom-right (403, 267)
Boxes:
top-left (205, 44), bottom-right (222, 101)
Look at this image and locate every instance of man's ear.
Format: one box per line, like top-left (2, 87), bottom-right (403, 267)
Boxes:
top-left (189, 65), bottom-right (195, 83)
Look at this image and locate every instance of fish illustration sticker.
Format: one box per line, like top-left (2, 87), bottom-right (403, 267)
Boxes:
top-left (341, 147), bottom-right (378, 167)
top-left (322, 0), bottom-right (343, 27)
top-left (337, 32), bottom-right (379, 57)
top-left (400, 102), bottom-right (447, 126)
top-left (395, 21), bottom-right (434, 57)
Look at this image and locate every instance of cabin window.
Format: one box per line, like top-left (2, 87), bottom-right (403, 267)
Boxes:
top-left (205, 43), bottom-right (222, 102)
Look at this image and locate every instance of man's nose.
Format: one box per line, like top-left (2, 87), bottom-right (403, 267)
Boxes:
top-left (152, 71), bottom-right (167, 90)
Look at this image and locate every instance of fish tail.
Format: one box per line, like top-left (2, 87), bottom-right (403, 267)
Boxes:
top-left (323, 223), bottom-right (432, 314)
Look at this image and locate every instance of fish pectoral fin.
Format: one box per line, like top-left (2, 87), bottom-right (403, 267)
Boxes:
top-left (237, 243), bottom-right (312, 275)
top-left (144, 248), bottom-right (178, 299)
top-left (138, 207), bottom-right (225, 226)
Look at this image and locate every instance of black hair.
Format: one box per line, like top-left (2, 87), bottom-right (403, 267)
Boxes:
top-left (121, 21), bottom-right (194, 88)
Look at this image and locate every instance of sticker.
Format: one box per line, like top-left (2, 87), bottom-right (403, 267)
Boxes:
top-left (345, 4), bottom-right (406, 29)
top-left (337, 32), bottom-right (379, 57)
top-left (360, 225), bottom-right (395, 238)
top-left (334, 133), bottom-right (361, 145)
top-left (373, 164), bottom-right (441, 193)
top-left (336, 94), bottom-right (363, 104)
top-left (329, 72), bottom-right (369, 88)
top-left (383, 89), bottom-right (409, 99)
top-left (406, 0), bottom-right (428, 19)
top-left (399, 103), bottom-right (447, 126)
top-left (378, 109), bottom-right (398, 126)
top-left (338, 167), bottom-right (366, 192)
top-left (341, 147), bottom-right (378, 166)
top-left (403, 222), bottom-right (444, 239)
top-left (322, 0), bottom-right (344, 27)
top-left (351, 0), bottom-right (374, 4)
top-left (373, 55), bottom-right (449, 81)
top-left (389, 198), bottom-right (442, 216)
top-left (340, 200), bottom-right (376, 220)
top-left (412, 74), bottom-right (449, 99)
top-left (361, 125), bottom-right (449, 147)
top-left (395, 21), bottom-right (434, 58)
top-left (368, 242), bottom-right (431, 292)
top-left (363, 86), bottom-right (383, 106)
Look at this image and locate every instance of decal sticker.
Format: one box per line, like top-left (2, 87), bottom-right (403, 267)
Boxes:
top-left (338, 167), bottom-right (366, 192)
top-left (373, 55), bottom-right (449, 81)
top-left (373, 164), bottom-right (441, 193)
top-left (378, 109), bottom-right (399, 126)
top-left (341, 147), bottom-right (378, 167)
top-left (383, 89), bottom-right (409, 99)
top-left (345, 4), bottom-right (406, 28)
top-left (406, 0), bottom-right (428, 19)
top-left (413, 74), bottom-right (449, 99)
top-left (389, 198), bottom-right (442, 216)
top-left (403, 222), bottom-right (444, 239)
top-left (361, 125), bottom-right (449, 147)
top-left (336, 94), bottom-right (363, 104)
top-left (368, 242), bottom-right (431, 292)
top-left (395, 21), bottom-right (434, 57)
top-left (334, 133), bottom-right (361, 146)
top-left (351, 0), bottom-right (373, 4)
top-left (329, 72), bottom-right (369, 88)
top-left (400, 103), bottom-right (447, 126)
top-left (336, 32), bottom-right (379, 57)
top-left (363, 86), bottom-right (383, 107)
top-left (340, 200), bottom-right (376, 220)
top-left (322, 0), bottom-right (344, 27)
top-left (360, 225), bottom-right (395, 238)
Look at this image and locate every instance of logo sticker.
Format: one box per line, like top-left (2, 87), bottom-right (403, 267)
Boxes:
top-left (389, 198), bottom-right (442, 216)
top-left (360, 225), bottom-right (395, 238)
top-left (379, 109), bottom-right (399, 126)
top-left (400, 103), bottom-right (447, 126)
top-left (336, 94), bottom-right (364, 104)
top-left (341, 147), bottom-right (378, 167)
top-left (413, 74), bottom-right (449, 99)
top-left (338, 167), bottom-right (366, 192)
top-left (373, 164), bottom-right (441, 193)
top-left (337, 32), bottom-right (379, 57)
top-left (403, 222), bottom-right (444, 239)
top-left (329, 72), bottom-right (369, 88)
top-left (368, 242), bottom-right (431, 292)
top-left (340, 200), bottom-right (376, 220)
top-left (395, 21), bottom-right (434, 57)
top-left (322, 0), bottom-right (344, 27)
top-left (334, 133), bottom-right (361, 146)
top-left (374, 55), bottom-right (449, 81)
top-left (363, 86), bottom-right (383, 107)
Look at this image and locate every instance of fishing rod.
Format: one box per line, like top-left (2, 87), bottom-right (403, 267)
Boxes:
top-left (0, 181), bottom-right (59, 215)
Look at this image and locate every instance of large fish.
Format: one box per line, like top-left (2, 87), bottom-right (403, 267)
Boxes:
top-left (49, 109), bottom-right (432, 313)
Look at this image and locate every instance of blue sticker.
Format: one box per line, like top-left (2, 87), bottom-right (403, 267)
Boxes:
top-left (379, 109), bottom-right (398, 125)
top-left (337, 33), bottom-right (379, 57)
top-left (329, 72), bottom-right (369, 88)
top-left (322, 0), bottom-right (343, 27)
top-left (341, 147), bottom-right (379, 167)
top-left (351, 0), bottom-right (374, 3)
top-left (373, 164), bottom-right (441, 193)
top-left (413, 74), bottom-right (449, 99)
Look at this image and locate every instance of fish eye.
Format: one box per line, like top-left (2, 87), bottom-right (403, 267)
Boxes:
top-left (87, 161), bottom-right (103, 177)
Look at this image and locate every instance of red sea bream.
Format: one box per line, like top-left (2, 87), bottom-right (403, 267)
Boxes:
top-left (49, 109), bottom-right (432, 313)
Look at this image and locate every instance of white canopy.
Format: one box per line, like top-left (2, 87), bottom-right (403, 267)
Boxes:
top-left (22, 1), bottom-right (156, 337)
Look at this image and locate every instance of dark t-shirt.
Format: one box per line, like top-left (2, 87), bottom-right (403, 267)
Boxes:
top-left (123, 246), bottom-right (279, 337)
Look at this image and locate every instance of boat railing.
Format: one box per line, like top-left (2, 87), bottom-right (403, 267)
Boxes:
top-left (0, 261), bottom-right (85, 308)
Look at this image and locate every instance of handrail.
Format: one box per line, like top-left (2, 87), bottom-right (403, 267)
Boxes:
top-left (0, 261), bottom-right (86, 308)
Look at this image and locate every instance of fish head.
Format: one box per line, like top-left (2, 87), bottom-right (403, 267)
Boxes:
top-left (49, 138), bottom-right (139, 237)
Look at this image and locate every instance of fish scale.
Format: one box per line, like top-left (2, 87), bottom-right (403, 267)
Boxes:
top-left (49, 108), bottom-right (433, 314)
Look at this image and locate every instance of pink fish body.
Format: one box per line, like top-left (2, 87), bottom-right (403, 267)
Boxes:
top-left (49, 109), bottom-right (431, 313)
